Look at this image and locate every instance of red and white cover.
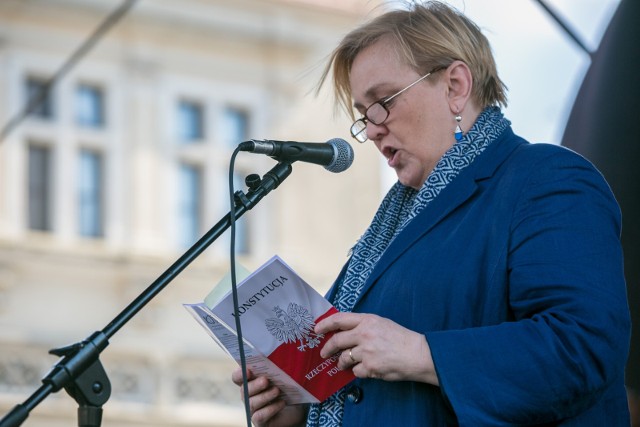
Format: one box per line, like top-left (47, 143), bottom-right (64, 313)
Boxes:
top-left (184, 255), bottom-right (354, 403)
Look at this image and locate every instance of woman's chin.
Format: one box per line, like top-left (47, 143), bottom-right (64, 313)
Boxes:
top-left (397, 175), bottom-right (424, 190)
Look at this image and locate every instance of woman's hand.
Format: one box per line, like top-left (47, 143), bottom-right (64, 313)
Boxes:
top-left (231, 368), bottom-right (307, 427)
top-left (315, 312), bottom-right (439, 386)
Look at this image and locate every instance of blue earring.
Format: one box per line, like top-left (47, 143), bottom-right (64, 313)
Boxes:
top-left (454, 114), bottom-right (463, 141)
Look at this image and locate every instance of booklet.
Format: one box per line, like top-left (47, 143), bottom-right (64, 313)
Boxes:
top-left (184, 255), bottom-right (355, 404)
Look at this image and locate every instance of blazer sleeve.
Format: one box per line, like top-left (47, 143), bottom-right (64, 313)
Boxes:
top-left (425, 146), bottom-right (631, 425)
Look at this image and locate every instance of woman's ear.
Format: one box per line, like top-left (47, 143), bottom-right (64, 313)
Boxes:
top-left (445, 60), bottom-right (473, 113)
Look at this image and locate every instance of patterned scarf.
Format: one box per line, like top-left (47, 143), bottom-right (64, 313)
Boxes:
top-left (306, 107), bottom-right (510, 426)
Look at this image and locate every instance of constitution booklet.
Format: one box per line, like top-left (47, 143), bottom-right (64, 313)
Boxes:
top-left (183, 255), bottom-right (354, 404)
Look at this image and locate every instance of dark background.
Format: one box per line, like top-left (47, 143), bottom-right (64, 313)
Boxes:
top-left (560, 0), bottom-right (639, 410)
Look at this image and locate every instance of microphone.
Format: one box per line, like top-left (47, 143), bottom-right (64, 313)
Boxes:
top-left (238, 138), bottom-right (354, 173)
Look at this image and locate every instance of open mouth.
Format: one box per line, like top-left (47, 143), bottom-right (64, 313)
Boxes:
top-left (386, 147), bottom-right (399, 166)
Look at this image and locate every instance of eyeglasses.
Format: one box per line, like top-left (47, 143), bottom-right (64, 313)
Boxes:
top-left (350, 71), bottom-right (434, 143)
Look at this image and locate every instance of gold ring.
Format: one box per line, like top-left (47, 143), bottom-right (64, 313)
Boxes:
top-left (349, 348), bottom-right (356, 363)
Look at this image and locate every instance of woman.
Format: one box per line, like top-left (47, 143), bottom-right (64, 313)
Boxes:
top-left (232, 2), bottom-right (631, 425)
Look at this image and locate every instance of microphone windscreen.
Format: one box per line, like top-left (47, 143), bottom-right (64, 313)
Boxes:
top-left (325, 138), bottom-right (354, 173)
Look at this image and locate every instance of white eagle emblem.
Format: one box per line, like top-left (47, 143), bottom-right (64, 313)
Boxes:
top-left (265, 303), bottom-right (324, 352)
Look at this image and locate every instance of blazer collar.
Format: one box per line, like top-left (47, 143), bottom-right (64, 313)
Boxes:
top-left (350, 126), bottom-right (524, 307)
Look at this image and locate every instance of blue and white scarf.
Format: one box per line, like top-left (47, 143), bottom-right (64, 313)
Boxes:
top-left (306, 107), bottom-right (510, 426)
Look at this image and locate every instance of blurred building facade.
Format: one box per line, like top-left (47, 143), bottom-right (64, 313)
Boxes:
top-left (0, 0), bottom-right (383, 425)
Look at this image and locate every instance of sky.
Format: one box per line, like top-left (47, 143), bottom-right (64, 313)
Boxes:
top-left (381, 0), bottom-right (621, 187)
top-left (442, 0), bottom-right (620, 144)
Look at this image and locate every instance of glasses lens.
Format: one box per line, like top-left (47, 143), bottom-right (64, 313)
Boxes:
top-left (366, 102), bottom-right (388, 125)
top-left (354, 131), bottom-right (368, 143)
top-left (351, 120), bottom-right (366, 135)
top-left (350, 120), bottom-right (368, 143)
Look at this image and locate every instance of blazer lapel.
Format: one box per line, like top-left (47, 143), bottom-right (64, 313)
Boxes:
top-left (352, 128), bottom-right (524, 307)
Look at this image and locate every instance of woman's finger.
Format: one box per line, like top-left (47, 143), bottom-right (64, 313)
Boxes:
top-left (315, 312), bottom-right (362, 334)
top-left (248, 384), bottom-right (282, 413)
top-left (231, 367), bottom-right (254, 385)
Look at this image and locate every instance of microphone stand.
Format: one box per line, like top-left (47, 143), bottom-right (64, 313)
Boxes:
top-left (0, 161), bottom-right (293, 427)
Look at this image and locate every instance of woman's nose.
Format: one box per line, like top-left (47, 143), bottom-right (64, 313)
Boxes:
top-left (365, 121), bottom-right (388, 142)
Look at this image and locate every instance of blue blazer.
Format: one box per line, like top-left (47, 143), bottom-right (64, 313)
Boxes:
top-left (326, 127), bottom-right (631, 426)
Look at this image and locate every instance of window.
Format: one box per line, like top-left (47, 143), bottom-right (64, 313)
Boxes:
top-left (222, 107), bottom-right (249, 148)
top-left (177, 100), bottom-right (204, 142)
top-left (178, 163), bottom-right (202, 247)
top-left (76, 84), bottom-right (105, 128)
top-left (78, 149), bottom-right (104, 237)
top-left (25, 77), bottom-right (54, 119)
top-left (28, 144), bottom-right (52, 231)
top-left (222, 107), bottom-right (251, 253)
top-left (232, 172), bottom-right (250, 254)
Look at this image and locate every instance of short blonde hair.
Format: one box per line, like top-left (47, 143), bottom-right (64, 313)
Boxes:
top-left (320, 1), bottom-right (508, 118)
